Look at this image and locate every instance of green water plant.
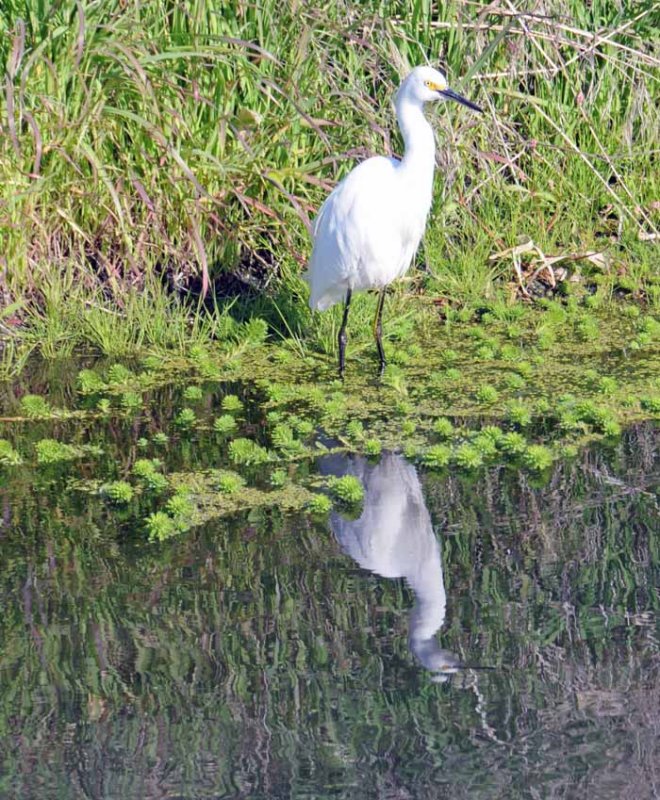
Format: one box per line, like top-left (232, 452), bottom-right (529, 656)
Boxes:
top-left (421, 444), bottom-right (452, 470)
top-left (476, 385), bottom-right (499, 404)
top-left (132, 459), bottom-right (168, 493)
top-left (500, 432), bottom-right (528, 456)
top-left (229, 438), bottom-right (270, 466)
top-left (77, 369), bottom-right (107, 394)
top-left (175, 408), bottom-right (197, 428)
top-left (145, 512), bottom-right (179, 542)
top-left (640, 396), bottom-right (660, 414)
top-left (506, 401), bottom-right (532, 428)
top-left (454, 444), bottom-right (483, 470)
top-left (308, 493), bottom-right (333, 516)
top-left (215, 470), bottom-right (246, 494)
top-left (20, 394), bottom-right (51, 418)
top-left (121, 392), bottom-right (142, 411)
top-left (364, 439), bottom-right (382, 457)
top-left (101, 481), bottom-right (134, 504)
top-left (214, 415), bottom-right (238, 435)
top-left (106, 364), bottom-right (134, 385)
top-left (221, 395), bottom-right (243, 414)
top-left (327, 475), bottom-right (364, 506)
top-left (0, 440), bottom-right (22, 466)
top-left (433, 418), bottom-right (454, 439)
top-left (523, 445), bottom-right (554, 472)
top-left (35, 439), bottom-right (79, 464)
top-left (183, 385), bottom-right (203, 402)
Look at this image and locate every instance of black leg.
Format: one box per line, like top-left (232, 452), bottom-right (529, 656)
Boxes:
top-left (373, 289), bottom-right (387, 375)
top-left (338, 288), bottom-right (352, 379)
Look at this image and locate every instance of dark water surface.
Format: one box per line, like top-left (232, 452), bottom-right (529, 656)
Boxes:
top-left (0, 424), bottom-right (658, 799)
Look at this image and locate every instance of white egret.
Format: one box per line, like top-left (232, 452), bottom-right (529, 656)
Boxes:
top-left (321, 452), bottom-right (460, 680)
top-left (305, 66), bottom-right (482, 376)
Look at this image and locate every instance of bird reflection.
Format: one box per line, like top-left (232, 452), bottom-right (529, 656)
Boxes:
top-left (321, 452), bottom-right (460, 681)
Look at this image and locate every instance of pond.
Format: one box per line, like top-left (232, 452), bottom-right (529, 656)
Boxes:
top-left (0, 412), bottom-right (657, 799)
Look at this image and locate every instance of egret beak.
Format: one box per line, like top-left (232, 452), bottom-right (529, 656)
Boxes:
top-left (439, 87), bottom-right (483, 114)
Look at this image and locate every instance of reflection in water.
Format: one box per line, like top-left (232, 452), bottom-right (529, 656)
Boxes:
top-left (322, 452), bottom-right (460, 680)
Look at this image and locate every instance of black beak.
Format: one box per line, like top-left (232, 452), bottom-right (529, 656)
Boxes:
top-left (439, 87), bottom-right (483, 114)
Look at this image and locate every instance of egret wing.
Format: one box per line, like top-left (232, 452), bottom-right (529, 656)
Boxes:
top-left (307, 156), bottom-right (402, 310)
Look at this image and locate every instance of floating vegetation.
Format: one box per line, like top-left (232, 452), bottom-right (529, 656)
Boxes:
top-left (327, 475), bottom-right (365, 506)
top-left (101, 481), bottom-right (135, 504)
top-left (0, 303), bottom-right (656, 536)
top-left (35, 439), bottom-right (80, 465)
top-left (132, 459), bottom-right (168, 493)
top-left (0, 440), bottom-right (22, 466)
top-left (229, 438), bottom-right (270, 466)
top-left (20, 394), bottom-right (52, 418)
top-left (213, 415), bottom-right (238, 436)
top-left (221, 395), bottom-right (243, 414)
top-left (175, 408), bottom-right (197, 428)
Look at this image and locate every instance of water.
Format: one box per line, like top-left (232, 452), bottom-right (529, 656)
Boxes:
top-left (0, 421), bottom-right (658, 799)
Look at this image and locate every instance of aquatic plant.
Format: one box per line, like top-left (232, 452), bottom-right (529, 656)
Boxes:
top-left (77, 369), bottom-right (107, 394)
top-left (479, 425), bottom-right (504, 446)
top-left (101, 481), bottom-right (134, 504)
top-left (214, 415), bottom-right (238, 436)
top-left (308, 493), bottom-right (333, 515)
top-left (221, 395), bottom-right (243, 414)
top-left (444, 367), bottom-right (462, 381)
top-left (364, 439), bottom-right (382, 457)
top-left (0, 440), bottom-right (22, 466)
top-left (215, 470), bottom-right (246, 494)
top-left (145, 512), bottom-right (179, 542)
top-left (454, 444), bottom-right (483, 470)
top-left (183, 386), bottom-right (204, 402)
top-left (229, 438), bottom-right (270, 466)
top-left (96, 398), bottom-right (111, 415)
top-left (152, 432), bottom-right (169, 446)
top-left (120, 392), bottom-right (142, 411)
top-left (106, 364), bottom-right (134, 385)
top-left (577, 317), bottom-right (599, 342)
top-left (132, 459), bottom-right (168, 493)
top-left (327, 475), bottom-right (364, 505)
top-left (175, 408), bottom-right (197, 428)
top-left (506, 401), bottom-right (533, 428)
top-left (137, 438), bottom-right (149, 449)
top-left (346, 420), bottom-right (365, 441)
top-left (500, 432), bottom-right (528, 456)
top-left (35, 439), bottom-right (79, 464)
top-left (421, 445), bottom-right (452, 470)
top-left (523, 445), bottom-right (554, 472)
top-left (401, 420), bottom-right (416, 437)
top-left (471, 433), bottom-right (498, 459)
top-left (433, 418), bottom-right (454, 439)
top-left (165, 494), bottom-right (195, 519)
top-left (476, 385), bottom-right (499, 404)
top-left (20, 394), bottom-right (51, 418)
top-left (269, 469), bottom-right (288, 488)
top-left (504, 372), bottom-right (526, 390)
top-left (271, 423), bottom-right (304, 455)
top-left (293, 418), bottom-right (315, 438)
top-left (640, 396), bottom-right (660, 414)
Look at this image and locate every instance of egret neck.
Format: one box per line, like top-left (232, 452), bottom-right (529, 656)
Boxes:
top-left (395, 93), bottom-right (436, 200)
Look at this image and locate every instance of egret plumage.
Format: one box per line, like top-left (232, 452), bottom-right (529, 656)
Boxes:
top-left (305, 65), bottom-right (482, 377)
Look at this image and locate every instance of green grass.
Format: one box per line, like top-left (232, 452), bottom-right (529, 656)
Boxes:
top-left (0, 0), bottom-right (658, 370)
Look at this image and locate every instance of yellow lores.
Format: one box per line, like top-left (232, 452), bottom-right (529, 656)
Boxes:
top-left (305, 66), bottom-right (482, 378)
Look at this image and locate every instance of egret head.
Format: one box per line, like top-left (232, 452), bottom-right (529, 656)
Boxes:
top-left (401, 65), bottom-right (483, 113)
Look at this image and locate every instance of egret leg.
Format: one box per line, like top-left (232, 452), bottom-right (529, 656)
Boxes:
top-left (338, 289), bottom-right (352, 379)
top-left (373, 289), bottom-right (387, 375)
